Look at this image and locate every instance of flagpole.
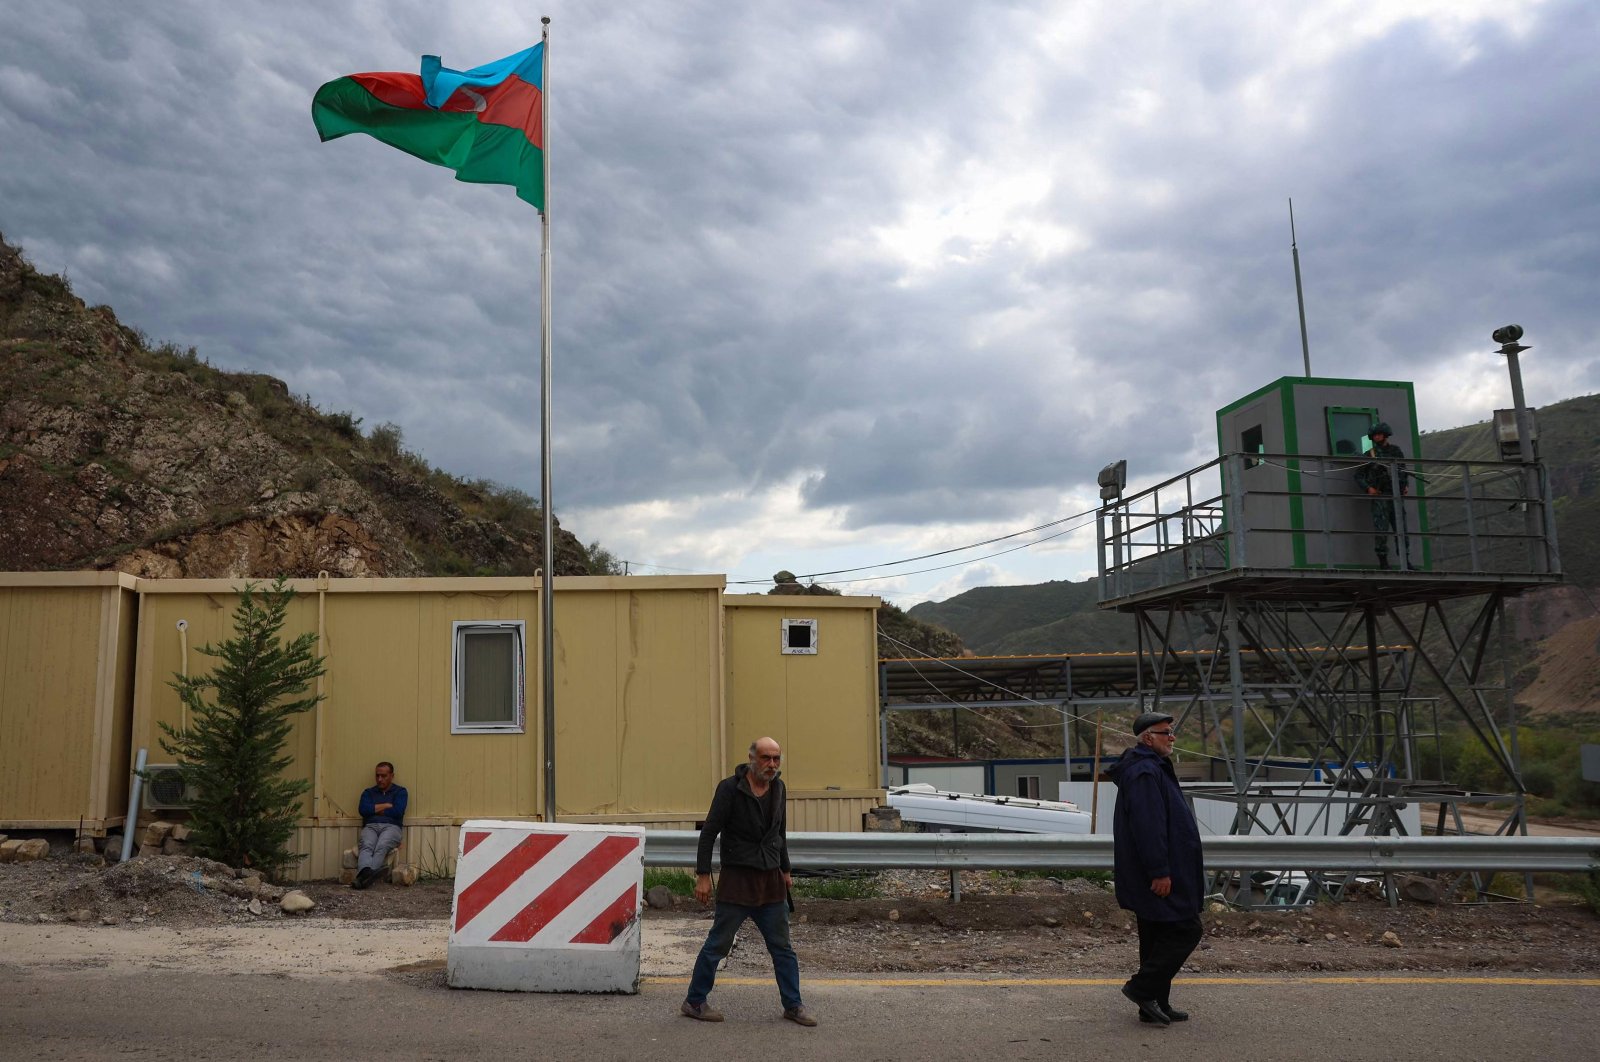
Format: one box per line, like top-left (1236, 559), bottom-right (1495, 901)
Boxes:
top-left (538, 16), bottom-right (557, 823)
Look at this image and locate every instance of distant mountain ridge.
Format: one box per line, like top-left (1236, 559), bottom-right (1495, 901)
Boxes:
top-left (908, 578), bottom-right (1132, 657)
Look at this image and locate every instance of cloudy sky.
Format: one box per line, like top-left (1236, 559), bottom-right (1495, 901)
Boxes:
top-left (3, 1), bottom-right (1596, 606)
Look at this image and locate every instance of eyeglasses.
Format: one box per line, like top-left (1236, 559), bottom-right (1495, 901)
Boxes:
top-left (1146, 729), bottom-right (1176, 737)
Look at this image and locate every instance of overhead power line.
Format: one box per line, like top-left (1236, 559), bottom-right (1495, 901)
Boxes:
top-left (721, 503), bottom-right (1102, 587)
top-left (781, 515), bottom-right (1098, 587)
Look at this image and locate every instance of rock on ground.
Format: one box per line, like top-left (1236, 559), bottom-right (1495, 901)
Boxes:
top-left (280, 890), bottom-right (315, 914)
top-left (13, 839), bottom-right (50, 862)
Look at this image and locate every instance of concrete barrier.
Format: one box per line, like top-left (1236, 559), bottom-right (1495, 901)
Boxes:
top-left (447, 820), bottom-right (645, 993)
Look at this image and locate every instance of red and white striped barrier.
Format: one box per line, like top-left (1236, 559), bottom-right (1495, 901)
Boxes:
top-left (447, 820), bottom-right (645, 993)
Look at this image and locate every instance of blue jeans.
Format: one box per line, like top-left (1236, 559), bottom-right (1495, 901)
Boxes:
top-left (685, 901), bottom-right (802, 1011)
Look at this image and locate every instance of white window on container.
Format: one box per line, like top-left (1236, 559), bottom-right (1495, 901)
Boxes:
top-left (1017, 775), bottom-right (1041, 799)
top-left (452, 621), bottom-right (526, 733)
top-left (781, 617), bottom-right (818, 655)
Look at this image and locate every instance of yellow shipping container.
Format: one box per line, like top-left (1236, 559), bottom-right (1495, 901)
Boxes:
top-left (722, 594), bottom-right (884, 832)
top-left (127, 575), bottom-right (736, 876)
top-left (3, 573), bottom-right (882, 878)
top-left (0, 572), bottom-right (138, 834)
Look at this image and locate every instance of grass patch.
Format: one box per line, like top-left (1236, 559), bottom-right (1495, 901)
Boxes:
top-left (988, 868), bottom-right (1113, 886)
top-left (982, 868), bottom-right (1112, 893)
top-left (410, 837), bottom-right (456, 882)
top-left (1051, 868), bottom-right (1113, 885)
top-left (644, 868), bottom-right (697, 896)
top-left (1484, 872), bottom-right (1529, 900)
top-left (1552, 870), bottom-right (1600, 914)
top-left (642, 868), bottom-right (881, 900)
top-left (791, 873), bottom-right (881, 900)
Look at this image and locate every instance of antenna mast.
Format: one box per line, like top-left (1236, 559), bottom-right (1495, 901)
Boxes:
top-left (1290, 199), bottom-right (1312, 377)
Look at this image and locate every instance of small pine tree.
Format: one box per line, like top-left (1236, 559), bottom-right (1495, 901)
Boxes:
top-left (157, 578), bottom-right (325, 877)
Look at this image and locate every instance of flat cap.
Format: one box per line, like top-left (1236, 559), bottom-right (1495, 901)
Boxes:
top-left (1133, 711), bottom-right (1174, 736)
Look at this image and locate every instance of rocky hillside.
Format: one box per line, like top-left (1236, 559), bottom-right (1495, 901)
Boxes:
top-left (0, 234), bottom-right (593, 578)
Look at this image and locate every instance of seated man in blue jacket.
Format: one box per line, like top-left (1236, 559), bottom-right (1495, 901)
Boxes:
top-left (1105, 712), bottom-right (1205, 1026)
top-left (353, 761), bottom-right (407, 889)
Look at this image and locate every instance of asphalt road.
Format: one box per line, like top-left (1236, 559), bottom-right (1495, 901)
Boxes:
top-left (4, 966), bottom-right (1596, 1061)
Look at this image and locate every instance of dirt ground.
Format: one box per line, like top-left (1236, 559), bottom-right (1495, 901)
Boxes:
top-left (4, 854), bottom-right (1597, 978)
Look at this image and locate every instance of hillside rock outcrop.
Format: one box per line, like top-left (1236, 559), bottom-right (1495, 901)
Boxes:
top-left (0, 233), bottom-right (589, 579)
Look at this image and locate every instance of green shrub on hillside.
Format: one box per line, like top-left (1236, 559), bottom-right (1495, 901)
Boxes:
top-left (1438, 724), bottom-right (1600, 815)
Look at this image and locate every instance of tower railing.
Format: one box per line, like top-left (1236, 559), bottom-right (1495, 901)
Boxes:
top-left (1097, 452), bottom-right (1559, 605)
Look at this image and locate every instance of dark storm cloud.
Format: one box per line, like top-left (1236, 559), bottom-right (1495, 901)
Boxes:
top-left (2, 1), bottom-right (1596, 571)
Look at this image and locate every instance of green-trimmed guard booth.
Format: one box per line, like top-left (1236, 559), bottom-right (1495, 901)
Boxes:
top-left (1217, 376), bottom-right (1428, 570)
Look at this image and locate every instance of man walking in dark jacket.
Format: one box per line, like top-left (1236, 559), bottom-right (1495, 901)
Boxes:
top-left (1106, 712), bottom-right (1204, 1026)
top-left (681, 736), bottom-right (816, 1027)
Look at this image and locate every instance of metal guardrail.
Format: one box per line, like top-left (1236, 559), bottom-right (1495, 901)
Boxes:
top-left (643, 831), bottom-right (1599, 874)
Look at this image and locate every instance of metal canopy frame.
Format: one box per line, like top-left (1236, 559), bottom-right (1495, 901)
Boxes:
top-left (876, 648), bottom-right (1403, 793)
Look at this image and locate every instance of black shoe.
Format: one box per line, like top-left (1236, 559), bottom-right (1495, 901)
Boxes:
top-left (1121, 984), bottom-right (1169, 1026)
top-left (1376, 556), bottom-right (1389, 570)
top-left (353, 867), bottom-right (374, 890)
top-left (1160, 1002), bottom-right (1189, 1022)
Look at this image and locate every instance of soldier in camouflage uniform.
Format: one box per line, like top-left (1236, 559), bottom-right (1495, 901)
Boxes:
top-left (1353, 422), bottom-right (1410, 569)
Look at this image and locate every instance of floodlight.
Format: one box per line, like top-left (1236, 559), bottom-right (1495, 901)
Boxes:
top-left (1098, 459), bottom-right (1127, 502)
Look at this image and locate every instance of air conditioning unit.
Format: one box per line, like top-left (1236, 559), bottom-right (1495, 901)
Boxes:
top-left (142, 764), bottom-right (198, 810)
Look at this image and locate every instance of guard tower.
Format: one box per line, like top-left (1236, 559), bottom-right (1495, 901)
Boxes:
top-left (1217, 377), bottom-right (1426, 570)
top-left (1097, 375), bottom-right (1562, 905)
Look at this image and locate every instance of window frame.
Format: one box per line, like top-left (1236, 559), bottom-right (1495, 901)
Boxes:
top-left (1016, 775), bottom-right (1041, 800)
top-left (450, 620), bottom-right (527, 735)
top-left (1326, 405), bottom-right (1379, 460)
top-left (781, 617), bottom-right (819, 655)
top-left (1240, 423), bottom-right (1266, 468)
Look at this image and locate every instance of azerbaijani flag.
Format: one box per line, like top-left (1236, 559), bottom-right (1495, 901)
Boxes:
top-left (312, 44), bottom-right (545, 210)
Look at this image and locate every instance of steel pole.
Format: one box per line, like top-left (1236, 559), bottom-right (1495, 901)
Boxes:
top-left (121, 748), bottom-right (147, 863)
top-left (1290, 201), bottom-right (1311, 377)
top-left (1504, 346), bottom-right (1543, 572)
top-left (539, 21), bottom-right (557, 822)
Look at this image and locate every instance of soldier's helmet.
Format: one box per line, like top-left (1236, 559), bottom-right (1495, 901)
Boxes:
top-left (1370, 422), bottom-right (1393, 438)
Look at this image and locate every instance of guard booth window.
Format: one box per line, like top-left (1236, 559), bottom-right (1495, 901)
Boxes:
top-left (1240, 424), bottom-right (1265, 468)
top-left (1017, 775), bottom-right (1041, 799)
top-left (1327, 406), bottom-right (1378, 460)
